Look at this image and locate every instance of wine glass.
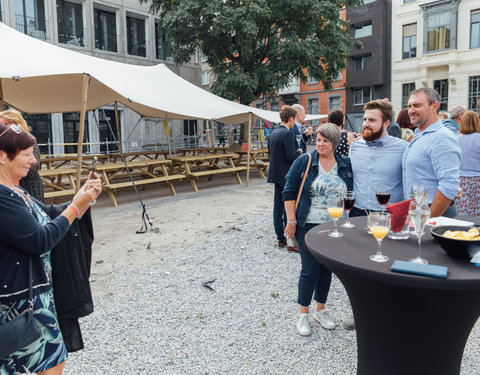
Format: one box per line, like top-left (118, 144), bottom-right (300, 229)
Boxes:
top-left (341, 191), bottom-right (356, 228)
top-left (410, 184), bottom-right (428, 205)
top-left (408, 200), bottom-right (430, 264)
top-left (375, 186), bottom-right (391, 212)
top-left (327, 197), bottom-right (344, 238)
top-left (368, 212), bottom-right (390, 262)
top-left (296, 134), bottom-right (302, 147)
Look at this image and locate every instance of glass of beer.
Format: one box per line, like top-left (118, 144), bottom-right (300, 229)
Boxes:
top-left (327, 197), bottom-right (344, 238)
top-left (368, 212), bottom-right (390, 262)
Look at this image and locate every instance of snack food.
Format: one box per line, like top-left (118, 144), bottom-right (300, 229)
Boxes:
top-left (442, 227), bottom-right (480, 240)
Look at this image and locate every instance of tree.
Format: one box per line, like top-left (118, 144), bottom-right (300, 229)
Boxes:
top-left (141, 0), bottom-right (364, 104)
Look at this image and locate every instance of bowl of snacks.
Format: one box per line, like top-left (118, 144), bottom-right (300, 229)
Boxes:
top-left (430, 226), bottom-right (480, 259)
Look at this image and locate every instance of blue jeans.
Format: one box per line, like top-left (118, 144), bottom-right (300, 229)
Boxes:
top-left (273, 183), bottom-right (287, 244)
top-left (297, 223), bottom-right (332, 306)
top-left (443, 204), bottom-right (457, 218)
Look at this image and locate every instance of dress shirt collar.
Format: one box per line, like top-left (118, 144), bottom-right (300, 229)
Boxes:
top-left (279, 124), bottom-right (289, 130)
top-left (363, 133), bottom-right (390, 147)
top-left (413, 119), bottom-right (443, 136)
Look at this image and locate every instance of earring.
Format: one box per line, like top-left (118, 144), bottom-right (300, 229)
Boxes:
top-left (0, 161), bottom-right (4, 165)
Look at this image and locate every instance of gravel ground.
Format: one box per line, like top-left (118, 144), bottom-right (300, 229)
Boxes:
top-left (64, 211), bottom-right (479, 375)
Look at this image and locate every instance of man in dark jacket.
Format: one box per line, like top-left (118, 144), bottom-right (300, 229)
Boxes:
top-left (268, 105), bottom-right (302, 249)
top-left (291, 104), bottom-right (313, 153)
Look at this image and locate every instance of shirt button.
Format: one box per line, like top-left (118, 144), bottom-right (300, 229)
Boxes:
top-left (3, 285), bottom-right (6, 288)
top-left (16, 262), bottom-right (20, 265)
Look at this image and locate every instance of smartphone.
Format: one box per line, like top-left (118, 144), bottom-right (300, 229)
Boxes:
top-left (90, 156), bottom-right (98, 179)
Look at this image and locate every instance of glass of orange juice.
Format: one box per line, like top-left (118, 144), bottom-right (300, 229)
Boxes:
top-left (368, 212), bottom-right (390, 262)
top-left (327, 197), bottom-right (344, 238)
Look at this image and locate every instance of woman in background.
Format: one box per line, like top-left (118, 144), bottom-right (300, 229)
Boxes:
top-left (396, 108), bottom-right (414, 142)
top-left (456, 110), bottom-right (480, 217)
top-left (0, 110), bottom-right (44, 202)
top-left (328, 108), bottom-right (354, 156)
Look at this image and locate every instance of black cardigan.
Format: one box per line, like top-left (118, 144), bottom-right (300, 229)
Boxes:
top-left (0, 185), bottom-right (70, 303)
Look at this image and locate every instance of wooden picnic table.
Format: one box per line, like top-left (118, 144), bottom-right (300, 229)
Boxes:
top-left (168, 153), bottom-right (246, 192)
top-left (235, 148), bottom-right (269, 179)
top-left (86, 159), bottom-right (184, 207)
top-left (40, 154), bottom-right (108, 169)
top-left (107, 150), bottom-right (170, 163)
top-left (177, 146), bottom-right (228, 156)
top-left (39, 167), bottom-right (78, 200)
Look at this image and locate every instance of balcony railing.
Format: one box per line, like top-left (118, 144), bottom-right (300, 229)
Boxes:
top-left (15, 13), bottom-right (49, 40)
top-left (58, 28), bottom-right (87, 47)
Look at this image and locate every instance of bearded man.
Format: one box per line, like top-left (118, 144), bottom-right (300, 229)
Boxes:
top-left (349, 98), bottom-right (408, 217)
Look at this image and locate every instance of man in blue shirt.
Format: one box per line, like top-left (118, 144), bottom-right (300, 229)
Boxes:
top-left (291, 104), bottom-right (313, 154)
top-left (349, 98), bottom-right (408, 216)
top-left (403, 88), bottom-right (461, 218)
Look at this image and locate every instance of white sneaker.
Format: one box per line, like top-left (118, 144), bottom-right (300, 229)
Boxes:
top-left (313, 310), bottom-right (336, 330)
top-left (296, 313), bottom-right (311, 336)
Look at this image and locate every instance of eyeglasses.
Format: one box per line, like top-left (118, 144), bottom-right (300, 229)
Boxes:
top-left (0, 124), bottom-right (23, 138)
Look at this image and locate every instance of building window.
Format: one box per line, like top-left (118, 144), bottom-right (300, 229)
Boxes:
top-left (468, 76), bottom-right (480, 111)
top-left (364, 0), bottom-right (375, 4)
top-left (402, 83), bottom-right (415, 108)
top-left (63, 112), bottom-right (90, 154)
top-left (57, 0), bottom-right (84, 46)
top-left (328, 96), bottom-right (341, 112)
top-left (402, 23), bottom-right (417, 59)
top-left (307, 75), bottom-right (318, 84)
top-left (270, 102), bottom-right (279, 112)
top-left (14, 0), bottom-right (48, 40)
top-left (354, 23), bottom-right (372, 38)
top-left (471, 10), bottom-right (480, 49)
top-left (94, 8), bottom-right (117, 52)
top-left (126, 15), bottom-right (146, 57)
top-left (307, 98), bottom-right (320, 125)
top-left (201, 71), bottom-right (209, 85)
top-left (155, 21), bottom-right (173, 61)
top-left (24, 114), bottom-right (52, 154)
top-left (354, 87), bottom-right (374, 105)
top-left (0, 1), bottom-right (3, 22)
top-left (433, 79), bottom-right (448, 111)
top-left (353, 55), bottom-right (372, 70)
top-left (404, 0), bottom-right (415, 3)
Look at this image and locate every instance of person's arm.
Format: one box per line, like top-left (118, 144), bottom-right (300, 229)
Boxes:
top-left (284, 200), bottom-right (297, 239)
top-left (430, 136), bottom-right (461, 216)
top-left (284, 131), bottom-right (302, 161)
top-left (430, 190), bottom-right (454, 217)
top-left (347, 132), bottom-right (355, 147)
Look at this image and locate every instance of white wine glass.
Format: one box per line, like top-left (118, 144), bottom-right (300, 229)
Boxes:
top-left (408, 200), bottom-right (430, 264)
top-left (327, 197), bottom-right (344, 238)
top-left (368, 212), bottom-right (390, 262)
top-left (341, 191), bottom-right (356, 228)
top-left (410, 184), bottom-right (428, 205)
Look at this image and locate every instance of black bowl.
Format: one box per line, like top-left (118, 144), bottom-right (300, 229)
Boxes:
top-left (430, 225), bottom-right (480, 259)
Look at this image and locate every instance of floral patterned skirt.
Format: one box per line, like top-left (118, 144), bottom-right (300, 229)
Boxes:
top-left (0, 290), bottom-right (67, 375)
top-left (456, 176), bottom-right (480, 217)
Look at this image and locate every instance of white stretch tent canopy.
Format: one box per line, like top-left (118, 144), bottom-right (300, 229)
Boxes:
top-left (0, 22), bottom-right (326, 124)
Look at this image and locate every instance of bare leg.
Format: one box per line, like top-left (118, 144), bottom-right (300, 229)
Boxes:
top-left (299, 305), bottom-right (309, 314)
top-left (315, 302), bottom-right (325, 312)
top-left (38, 361), bottom-right (66, 375)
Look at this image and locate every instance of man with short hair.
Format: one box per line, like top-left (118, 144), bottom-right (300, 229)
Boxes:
top-left (268, 105), bottom-right (302, 249)
top-left (291, 104), bottom-right (313, 154)
top-left (349, 98), bottom-right (408, 216)
top-left (403, 88), bottom-right (461, 218)
top-left (443, 105), bottom-right (467, 135)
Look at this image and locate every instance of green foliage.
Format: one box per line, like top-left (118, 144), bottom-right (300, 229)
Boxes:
top-left (140, 0), bottom-right (364, 104)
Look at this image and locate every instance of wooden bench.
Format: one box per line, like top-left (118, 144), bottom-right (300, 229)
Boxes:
top-left (39, 168), bottom-right (79, 202)
top-left (169, 153), bottom-right (244, 192)
top-left (44, 189), bottom-right (76, 200)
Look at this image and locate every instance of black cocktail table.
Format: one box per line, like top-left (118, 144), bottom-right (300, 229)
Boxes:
top-left (305, 216), bottom-right (480, 375)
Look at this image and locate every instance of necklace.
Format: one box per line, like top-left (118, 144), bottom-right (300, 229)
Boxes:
top-left (320, 157), bottom-right (336, 169)
top-left (5, 184), bottom-right (33, 213)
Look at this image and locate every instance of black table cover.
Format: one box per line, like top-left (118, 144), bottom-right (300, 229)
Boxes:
top-left (305, 216), bottom-right (480, 375)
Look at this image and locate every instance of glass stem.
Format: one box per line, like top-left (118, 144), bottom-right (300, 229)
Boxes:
top-left (417, 236), bottom-right (422, 260)
top-left (376, 239), bottom-right (383, 256)
top-left (346, 211), bottom-right (351, 224)
top-left (333, 218), bottom-right (338, 233)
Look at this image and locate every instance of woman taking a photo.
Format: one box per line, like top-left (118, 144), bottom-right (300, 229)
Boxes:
top-left (283, 123), bottom-right (353, 336)
top-left (0, 122), bottom-right (101, 374)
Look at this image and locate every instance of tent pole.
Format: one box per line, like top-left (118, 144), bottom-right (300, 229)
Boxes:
top-left (209, 120), bottom-right (214, 147)
top-left (0, 79), bottom-right (4, 108)
top-left (114, 102), bottom-right (123, 153)
top-left (246, 113), bottom-right (252, 187)
top-left (206, 120), bottom-right (212, 147)
top-left (75, 74), bottom-right (89, 191)
top-left (166, 113), bottom-right (172, 156)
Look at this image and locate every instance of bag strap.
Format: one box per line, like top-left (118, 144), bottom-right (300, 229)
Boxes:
top-left (295, 153), bottom-right (312, 211)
